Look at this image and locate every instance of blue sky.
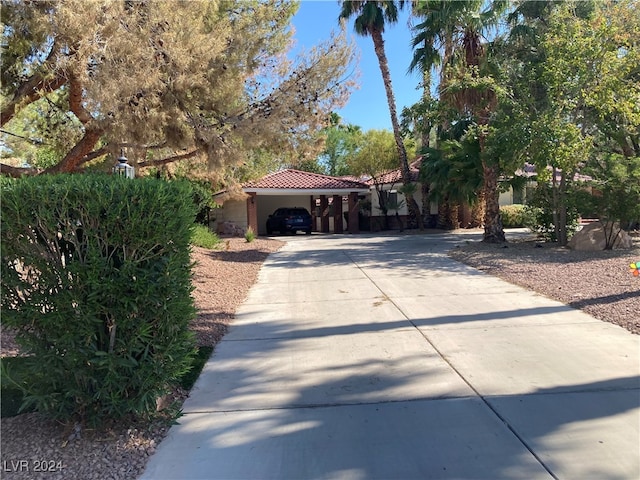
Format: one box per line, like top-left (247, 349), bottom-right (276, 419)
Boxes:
top-left (291, 1), bottom-right (423, 132)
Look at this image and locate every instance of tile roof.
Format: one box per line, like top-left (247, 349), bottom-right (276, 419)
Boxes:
top-left (243, 169), bottom-right (370, 191)
top-left (368, 159), bottom-right (422, 185)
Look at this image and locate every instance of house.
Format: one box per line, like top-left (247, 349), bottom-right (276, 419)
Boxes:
top-left (498, 163), bottom-right (594, 206)
top-left (365, 160), bottom-right (439, 230)
top-left (214, 169), bottom-right (370, 235)
top-left (213, 160), bottom-right (566, 235)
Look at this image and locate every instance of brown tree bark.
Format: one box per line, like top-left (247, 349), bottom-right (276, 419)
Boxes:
top-left (448, 202), bottom-right (460, 230)
top-left (437, 199), bottom-right (449, 229)
top-left (370, 27), bottom-right (423, 230)
top-left (421, 180), bottom-right (431, 227)
top-left (477, 110), bottom-right (504, 242)
top-left (470, 190), bottom-right (485, 228)
top-left (0, 164), bottom-right (37, 177)
top-left (42, 72), bottom-right (105, 174)
top-left (1, 42), bottom-right (64, 127)
top-left (1, 74), bottom-right (66, 127)
top-left (138, 149), bottom-right (200, 168)
top-left (44, 128), bottom-right (103, 174)
top-left (420, 68), bottom-right (431, 150)
top-left (552, 169), bottom-right (569, 246)
top-left (481, 160), bottom-right (506, 243)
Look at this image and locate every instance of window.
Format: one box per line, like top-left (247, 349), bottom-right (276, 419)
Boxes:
top-left (513, 188), bottom-right (524, 205)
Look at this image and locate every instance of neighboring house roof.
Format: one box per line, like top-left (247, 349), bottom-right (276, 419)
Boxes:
top-left (514, 163), bottom-right (592, 182)
top-left (369, 159), bottom-right (422, 186)
top-left (242, 169), bottom-right (370, 195)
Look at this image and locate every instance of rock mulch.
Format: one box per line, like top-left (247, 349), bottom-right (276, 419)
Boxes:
top-left (448, 234), bottom-right (640, 335)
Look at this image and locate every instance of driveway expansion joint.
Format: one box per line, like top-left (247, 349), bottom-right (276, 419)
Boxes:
top-left (182, 394), bottom-right (479, 415)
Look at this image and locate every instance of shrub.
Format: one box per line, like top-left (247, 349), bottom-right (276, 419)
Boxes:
top-left (500, 204), bottom-right (527, 228)
top-left (0, 357), bottom-right (35, 418)
top-left (149, 170), bottom-right (217, 227)
top-left (1, 174), bottom-right (197, 425)
top-left (191, 224), bottom-right (221, 249)
top-left (524, 204), bottom-right (579, 241)
top-left (2, 347), bottom-right (214, 418)
top-left (244, 226), bottom-right (256, 243)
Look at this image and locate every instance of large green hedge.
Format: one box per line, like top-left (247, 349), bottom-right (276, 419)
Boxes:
top-left (500, 204), bottom-right (527, 228)
top-left (1, 174), bottom-right (196, 425)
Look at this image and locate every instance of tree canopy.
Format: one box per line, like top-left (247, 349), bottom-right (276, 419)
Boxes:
top-left (316, 112), bottom-right (362, 176)
top-left (482, 0), bottom-right (640, 244)
top-left (340, 0), bottom-right (423, 229)
top-left (1, 0), bottom-right (356, 181)
top-left (3, 0), bottom-right (638, 238)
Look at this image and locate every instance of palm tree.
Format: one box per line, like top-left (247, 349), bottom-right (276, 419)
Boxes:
top-left (409, 0), bottom-right (507, 242)
top-left (409, 1), bottom-right (466, 230)
top-left (422, 119), bottom-right (484, 229)
top-left (339, 1), bottom-right (423, 229)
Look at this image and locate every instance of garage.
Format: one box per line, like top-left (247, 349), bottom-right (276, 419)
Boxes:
top-left (215, 169), bottom-right (370, 235)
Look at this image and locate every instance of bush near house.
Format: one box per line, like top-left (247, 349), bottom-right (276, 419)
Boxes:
top-left (1, 346), bottom-right (214, 418)
top-left (523, 184), bottom-right (581, 242)
top-left (500, 204), bottom-right (527, 228)
top-left (191, 224), bottom-right (222, 249)
top-left (0, 174), bottom-right (197, 425)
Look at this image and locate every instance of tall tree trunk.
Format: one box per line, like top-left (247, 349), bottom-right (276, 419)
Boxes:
top-left (419, 66), bottom-right (432, 227)
top-left (482, 160), bottom-right (505, 243)
top-left (421, 67), bottom-right (431, 150)
top-left (437, 197), bottom-right (450, 229)
top-left (554, 169), bottom-right (569, 246)
top-left (43, 73), bottom-right (104, 174)
top-left (370, 28), bottom-right (423, 230)
top-left (421, 180), bottom-right (430, 227)
top-left (448, 202), bottom-right (460, 230)
top-left (470, 191), bottom-right (485, 228)
top-left (478, 121), bottom-right (505, 242)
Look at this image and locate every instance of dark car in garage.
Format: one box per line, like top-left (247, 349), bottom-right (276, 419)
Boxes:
top-left (266, 207), bottom-right (312, 235)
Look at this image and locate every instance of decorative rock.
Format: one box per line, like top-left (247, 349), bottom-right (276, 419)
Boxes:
top-left (217, 221), bottom-right (246, 237)
top-left (568, 221), bottom-right (633, 250)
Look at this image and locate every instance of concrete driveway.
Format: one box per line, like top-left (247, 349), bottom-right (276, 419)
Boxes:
top-left (141, 233), bottom-right (639, 480)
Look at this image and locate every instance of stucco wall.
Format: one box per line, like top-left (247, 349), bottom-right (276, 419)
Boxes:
top-left (370, 184), bottom-right (425, 217)
top-left (215, 198), bottom-right (248, 232)
top-left (499, 181), bottom-right (536, 206)
top-left (499, 188), bottom-right (514, 206)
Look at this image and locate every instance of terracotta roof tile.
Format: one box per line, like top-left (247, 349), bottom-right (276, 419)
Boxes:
top-left (368, 159), bottom-right (422, 185)
top-left (243, 169), bottom-right (369, 190)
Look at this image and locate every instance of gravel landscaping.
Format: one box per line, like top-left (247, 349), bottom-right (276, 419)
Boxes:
top-left (1, 232), bottom-right (638, 479)
top-left (448, 231), bottom-right (640, 335)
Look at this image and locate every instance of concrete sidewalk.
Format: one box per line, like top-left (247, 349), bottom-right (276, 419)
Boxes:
top-left (141, 233), bottom-right (639, 480)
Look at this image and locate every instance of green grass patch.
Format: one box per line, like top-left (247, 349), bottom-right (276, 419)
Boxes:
top-left (244, 226), bottom-right (256, 243)
top-left (191, 224), bottom-right (221, 249)
top-left (1, 347), bottom-right (215, 418)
